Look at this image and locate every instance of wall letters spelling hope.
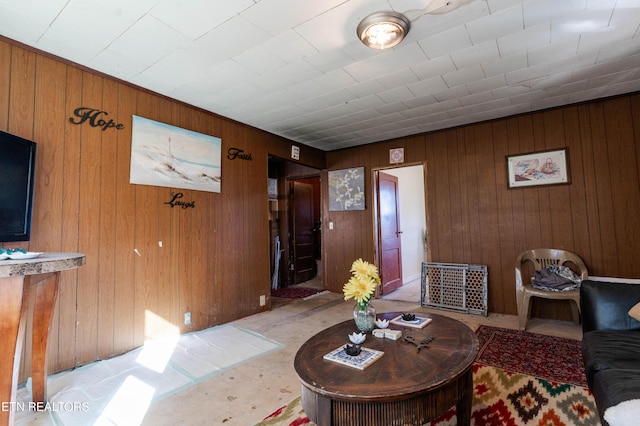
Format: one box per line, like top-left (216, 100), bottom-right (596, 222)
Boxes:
top-left (69, 107), bottom-right (125, 131)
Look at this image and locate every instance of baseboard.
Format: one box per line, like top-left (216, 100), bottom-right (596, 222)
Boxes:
top-left (403, 273), bottom-right (420, 285)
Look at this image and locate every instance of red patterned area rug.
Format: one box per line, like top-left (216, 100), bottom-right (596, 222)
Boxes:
top-left (474, 325), bottom-right (588, 387)
top-left (271, 287), bottom-right (325, 299)
top-left (255, 326), bottom-right (600, 426)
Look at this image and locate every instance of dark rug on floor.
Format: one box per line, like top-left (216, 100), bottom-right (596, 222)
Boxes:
top-left (475, 325), bottom-right (587, 386)
top-left (271, 287), bottom-right (324, 299)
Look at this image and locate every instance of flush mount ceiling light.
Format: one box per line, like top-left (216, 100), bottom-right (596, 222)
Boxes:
top-left (357, 11), bottom-right (411, 50)
top-left (357, 1), bottom-right (473, 50)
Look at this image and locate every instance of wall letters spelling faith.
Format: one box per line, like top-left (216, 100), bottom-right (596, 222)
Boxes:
top-left (227, 147), bottom-right (252, 161)
top-left (165, 192), bottom-right (195, 209)
top-left (69, 107), bottom-right (125, 131)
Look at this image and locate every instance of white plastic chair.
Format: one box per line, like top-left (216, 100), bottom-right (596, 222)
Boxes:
top-left (515, 249), bottom-right (588, 330)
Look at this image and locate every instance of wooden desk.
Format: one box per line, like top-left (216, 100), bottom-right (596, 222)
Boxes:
top-left (0, 252), bottom-right (85, 426)
top-left (294, 311), bottom-right (479, 426)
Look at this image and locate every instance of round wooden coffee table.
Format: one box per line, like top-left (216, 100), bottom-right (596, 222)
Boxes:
top-left (294, 311), bottom-right (479, 426)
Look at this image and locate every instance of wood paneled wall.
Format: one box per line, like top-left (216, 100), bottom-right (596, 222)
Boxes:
top-left (0, 38), bottom-right (325, 381)
top-left (3, 33), bottom-right (640, 381)
top-left (324, 94), bottom-right (640, 320)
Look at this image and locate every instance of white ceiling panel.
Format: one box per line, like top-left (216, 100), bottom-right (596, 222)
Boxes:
top-left (465, 5), bottom-right (523, 44)
top-left (0, 0), bottom-right (639, 150)
top-left (258, 31), bottom-right (317, 65)
top-left (419, 26), bottom-right (473, 60)
top-left (150, 0), bottom-right (254, 40)
top-left (108, 15), bottom-right (191, 67)
top-left (0, 0), bottom-right (65, 44)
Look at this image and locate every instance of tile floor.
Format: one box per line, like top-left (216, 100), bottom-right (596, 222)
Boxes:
top-left (13, 278), bottom-right (582, 426)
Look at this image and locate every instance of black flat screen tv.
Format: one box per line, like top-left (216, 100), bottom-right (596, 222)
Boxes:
top-left (0, 130), bottom-right (37, 242)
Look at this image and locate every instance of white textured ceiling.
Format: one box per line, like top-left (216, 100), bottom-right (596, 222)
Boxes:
top-left (1, 0), bottom-right (639, 151)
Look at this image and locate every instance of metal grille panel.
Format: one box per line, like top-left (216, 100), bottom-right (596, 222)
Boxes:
top-left (421, 262), bottom-right (488, 316)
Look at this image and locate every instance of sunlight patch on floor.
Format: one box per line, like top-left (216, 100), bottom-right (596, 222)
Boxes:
top-left (15, 323), bottom-right (283, 425)
top-left (96, 376), bottom-right (155, 425)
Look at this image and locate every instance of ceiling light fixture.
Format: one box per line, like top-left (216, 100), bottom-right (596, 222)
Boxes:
top-left (357, 11), bottom-right (411, 50)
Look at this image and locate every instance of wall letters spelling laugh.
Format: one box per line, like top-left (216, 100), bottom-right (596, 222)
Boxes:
top-left (69, 107), bottom-right (125, 131)
top-left (165, 192), bottom-right (195, 209)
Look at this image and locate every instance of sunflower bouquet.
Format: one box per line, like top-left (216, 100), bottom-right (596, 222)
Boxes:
top-left (343, 258), bottom-right (381, 308)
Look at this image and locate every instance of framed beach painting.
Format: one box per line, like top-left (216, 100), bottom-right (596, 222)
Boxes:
top-left (130, 115), bottom-right (221, 193)
top-left (328, 167), bottom-right (365, 211)
top-left (506, 148), bottom-right (569, 189)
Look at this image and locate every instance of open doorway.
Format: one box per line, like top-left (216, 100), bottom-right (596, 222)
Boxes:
top-left (289, 177), bottom-right (321, 285)
top-left (268, 156), bottom-right (322, 294)
top-left (373, 164), bottom-right (427, 299)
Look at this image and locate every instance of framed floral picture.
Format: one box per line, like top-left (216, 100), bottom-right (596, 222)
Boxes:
top-left (328, 167), bottom-right (365, 211)
top-left (506, 148), bottom-right (570, 189)
top-left (389, 147), bottom-right (404, 164)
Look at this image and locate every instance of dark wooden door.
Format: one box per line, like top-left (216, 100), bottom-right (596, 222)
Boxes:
top-left (291, 181), bottom-right (317, 284)
top-left (377, 171), bottom-right (403, 294)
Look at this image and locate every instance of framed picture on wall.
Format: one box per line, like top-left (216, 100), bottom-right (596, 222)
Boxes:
top-left (130, 115), bottom-right (222, 193)
top-left (328, 167), bottom-right (365, 211)
top-left (506, 148), bottom-right (570, 189)
top-left (389, 148), bottom-right (404, 164)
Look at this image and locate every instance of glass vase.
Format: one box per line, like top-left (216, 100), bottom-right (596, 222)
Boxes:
top-left (353, 301), bottom-right (376, 333)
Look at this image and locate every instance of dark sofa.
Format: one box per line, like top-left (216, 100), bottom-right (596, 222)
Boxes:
top-left (581, 279), bottom-right (640, 425)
